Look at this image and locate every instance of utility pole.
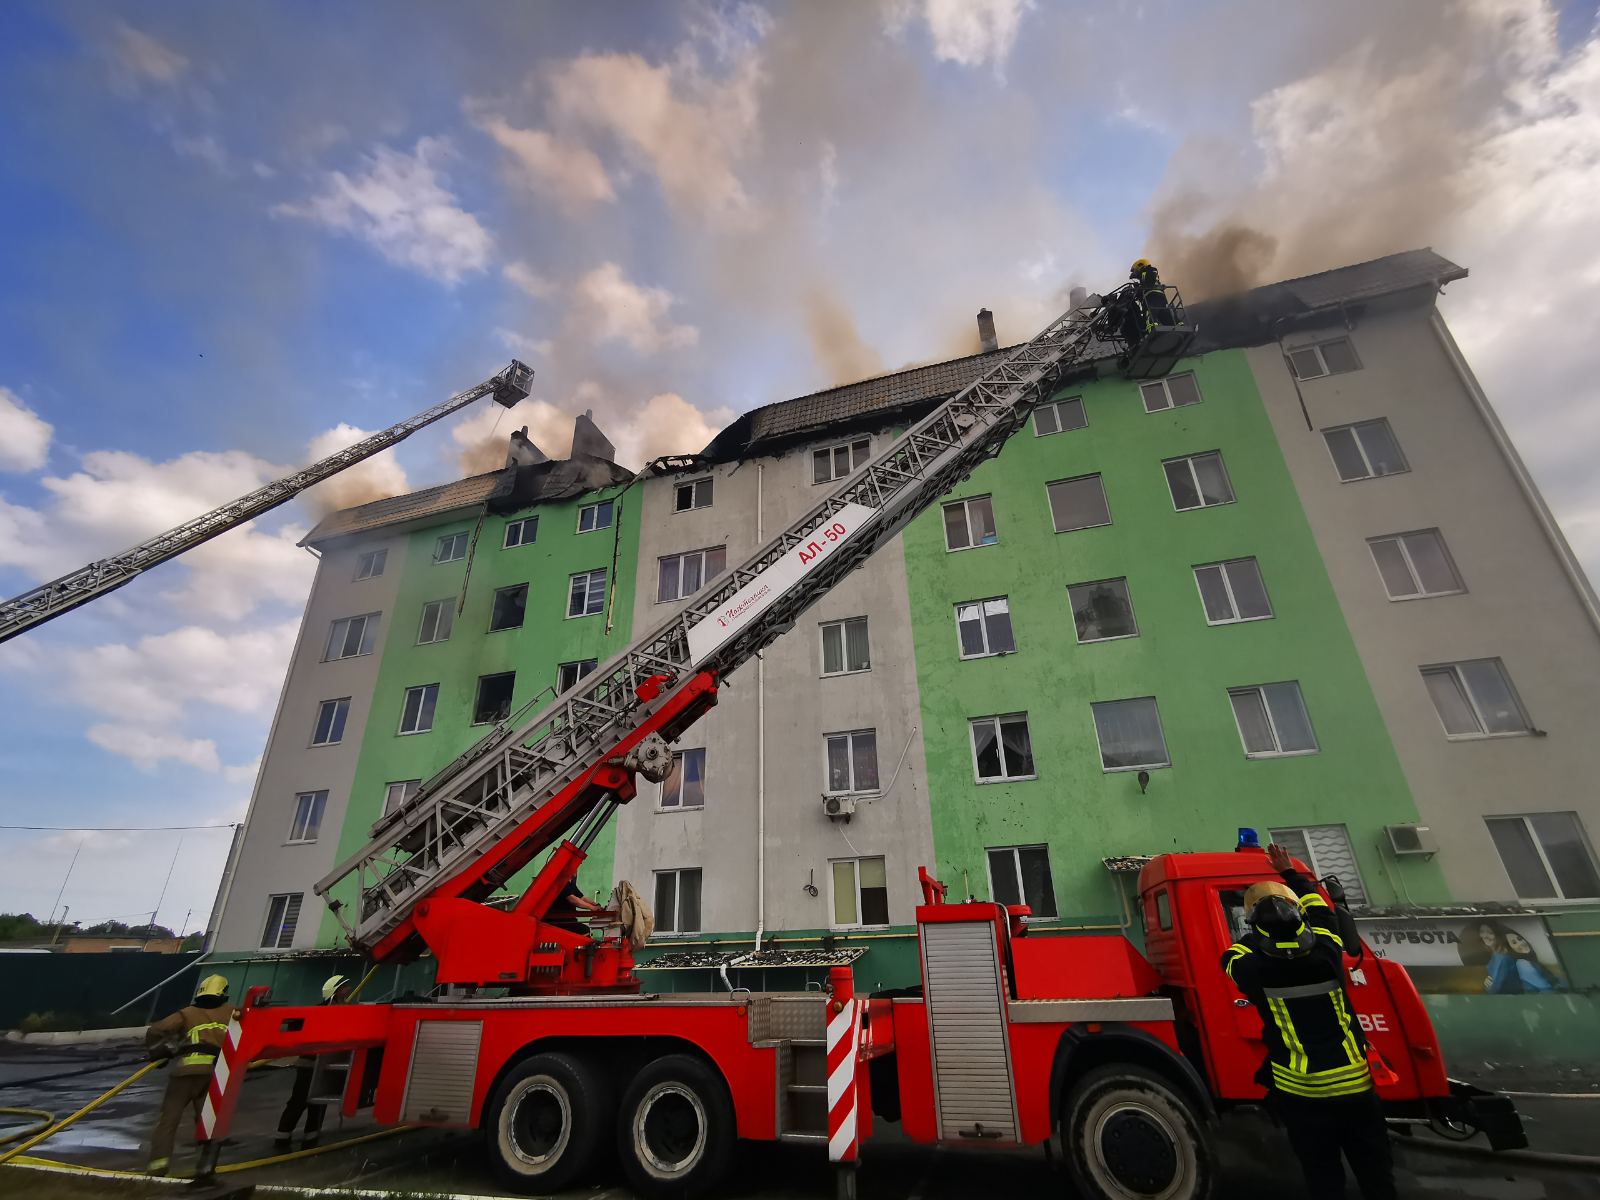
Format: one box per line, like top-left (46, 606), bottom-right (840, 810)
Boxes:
top-left (50, 905), bottom-right (70, 946)
top-left (149, 835), bottom-right (183, 945)
top-left (46, 838), bottom-right (83, 941)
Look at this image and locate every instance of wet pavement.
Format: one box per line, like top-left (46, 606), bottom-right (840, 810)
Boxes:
top-left (1, 1042), bottom-right (1596, 1197)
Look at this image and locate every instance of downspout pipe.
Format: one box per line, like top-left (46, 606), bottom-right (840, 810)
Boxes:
top-left (755, 460), bottom-right (767, 953)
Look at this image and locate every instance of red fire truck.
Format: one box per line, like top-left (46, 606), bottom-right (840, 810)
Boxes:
top-left (192, 281), bottom-right (1523, 1199)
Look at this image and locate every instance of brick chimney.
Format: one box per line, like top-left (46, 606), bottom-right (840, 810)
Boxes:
top-left (505, 426), bottom-right (548, 469)
top-left (571, 409), bottom-right (617, 463)
top-left (976, 309), bottom-right (998, 353)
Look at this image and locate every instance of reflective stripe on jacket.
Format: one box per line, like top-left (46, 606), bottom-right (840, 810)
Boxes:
top-left (146, 1002), bottom-right (237, 1077)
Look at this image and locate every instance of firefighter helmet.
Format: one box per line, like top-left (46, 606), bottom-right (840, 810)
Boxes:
top-left (322, 974), bottom-right (351, 1001)
top-left (1130, 258), bottom-right (1153, 275)
top-left (1243, 879), bottom-right (1297, 912)
top-left (195, 974), bottom-right (229, 999)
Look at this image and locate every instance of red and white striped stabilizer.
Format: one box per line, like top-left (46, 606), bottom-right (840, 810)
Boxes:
top-left (826, 997), bottom-right (863, 1163)
top-left (197, 1011), bottom-right (244, 1142)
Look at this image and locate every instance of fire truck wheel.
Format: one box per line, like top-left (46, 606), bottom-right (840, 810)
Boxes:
top-left (1062, 1064), bottom-right (1212, 1200)
top-left (616, 1054), bottom-right (735, 1197)
top-left (485, 1051), bottom-right (612, 1193)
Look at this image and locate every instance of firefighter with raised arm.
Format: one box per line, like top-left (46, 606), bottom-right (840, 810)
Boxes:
top-left (143, 973), bottom-right (234, 1176)
top-left (1222, 843), bottom-right (1395, 1200)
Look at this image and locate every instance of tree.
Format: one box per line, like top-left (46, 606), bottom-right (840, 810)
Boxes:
top-left (0, 912), bottom-right (47, 940)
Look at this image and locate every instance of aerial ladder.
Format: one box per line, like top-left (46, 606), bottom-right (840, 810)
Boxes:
top-left (0, 361), bottom-right (535, 644)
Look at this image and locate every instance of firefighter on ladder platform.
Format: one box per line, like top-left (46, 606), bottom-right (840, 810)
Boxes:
top-left (1222, 841), bottom-right (1397, 1200)
top-left (143, 973), bottom-right (234, 1176)
top-left (1130, 257), bottom-right (1174, 329)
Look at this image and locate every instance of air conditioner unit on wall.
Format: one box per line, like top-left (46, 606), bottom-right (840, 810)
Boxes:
top-left (1385, 824), bottom-right (1438, 858)
top-left (822, 794), bottom-right (856, 822)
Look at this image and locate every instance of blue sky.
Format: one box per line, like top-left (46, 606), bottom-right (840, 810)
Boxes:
top-left (1, 0), bottom-right (1597, 933)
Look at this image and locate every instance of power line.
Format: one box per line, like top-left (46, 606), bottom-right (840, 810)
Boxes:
top-left (0, 822), bottom-right (240, 832)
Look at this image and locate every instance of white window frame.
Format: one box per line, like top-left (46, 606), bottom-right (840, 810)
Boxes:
top-left (503, 516), bottom-right (538, 548)
top-left (286, 790), bottom-right (327, 844)
top-left (829, 857), bottom-right (890, 930)
top-left (576, 499), bottom-right (614, 533)
top-left (823, 729), bottom-right (880, 795)
top-left (657, 546), bottom-right (726, 604)
top-left (353, 548), bottom-right (387, 581)
top-left (310, 697), bottom-right (350, 747)
top-left (1090, 697), bottom-right (1172, 773)
top-left (659, 747), bottom-right (707, 811)
top-left (969, 713), bottom-right (1037, 783)
top-left (1485, 813), bottom-right (1600, 902)
top-left (942, 495), bottom-right (998, 552)
top-left (1067, 577), bottom-right (1139, 643)
top-left (653, 867), bottom-right (703, 935)
top-left (398, 683), bottom-right (439, 735)
top-left (1193, 559), bottom-right (1273, 625)
top-left (1322, 419), bottom-right (1408, 482)
top-left (1164, 451), bottom-right (1235, 511)
top-left (383, 779), bottom-right (421, 817)
top-left (1046, 474), bottom-right (1113, 534)
top-left (1368, 530), bottom-right (1464, 600)
top-left (433, 531), bottom-right (468, 563)
top-left (557, 659), bottom-right (598, 692)
top-left (472, 671), bottom-right (516, 726)
top-left (813, 437), bottom-right (871, 485)
top-left (324, 613), bottom-right (379, 661)
top-left (674, 477), bottom-right (714, 512)
top-left (567, 568), bottom-right (607, 618)
top-left (954, 596), bottom-right (1015, 660)
top-left (1288, 337), bottom-right (1361, 380)
top-left (819, 617), bottom-right (871, 676)
top-left (1139, 371), bottom-right (1203, 412)
top-left (1268, 825), bottom-right (1368, 905)
top-left (1421, 659), bottom-right (1531, 740)
top-left (1229, 682), bottom-right (1319, 758)
top-left (416, 598), bottom-right (454, 645)
top-left (985, 844), bottom-right (1059, 919)
top-left (260, 893), bottom-right (302, 950)
top-left (1034, 396), bottom-right (1086, 436)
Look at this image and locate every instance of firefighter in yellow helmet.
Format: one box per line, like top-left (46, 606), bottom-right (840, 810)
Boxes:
top-left (1129, 258), bottom-right (1174, 329)
top-left (143, 973), bottom-right (234, 1175)
top-left (1221, 844), bottom-right (1394, 1200)
top-left (274, 973), bottom-right (355, 1150)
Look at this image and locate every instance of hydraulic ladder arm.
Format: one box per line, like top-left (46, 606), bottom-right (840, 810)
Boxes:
top-left (0, 362), bottom-right (534, 645)
top-left (316, 287), bottom-right (1193, 988)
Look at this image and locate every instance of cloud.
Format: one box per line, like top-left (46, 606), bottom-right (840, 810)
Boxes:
top-left (0, 388), bottom-right (52, 472)
top-left (476, 115), bottom-right (616, 213)
top-left (87, 725), bottom-right (220, 773)
top-left (884, 0), bottom-right (1035, 73)
top-left (495, 328), bottom-right (553, 360)
top-left (504, 260), bottom-right (556, 299)
top-left (302, 423), bottom-right (411, 515)
top-left (572, 263), bottom-right (699, 353)
top-left (610, 392), bottom-right (735, 466)
top-left (112, 23), bottom-right (188, 85)
top-left (274, 137), bottom-right (492, 285)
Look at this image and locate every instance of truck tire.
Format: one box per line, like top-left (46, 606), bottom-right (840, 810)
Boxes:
top-left (616, 1053), bottom-right (735, 1198)
top-left (484, 1050), bottom-right (611, 1193)
top-left (1062, 1064), bottom-right (1213, 1200)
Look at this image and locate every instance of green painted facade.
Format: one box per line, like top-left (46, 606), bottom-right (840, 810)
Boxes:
top-left (900, 350), bottom-right (1450, 923)
top-left (316, 484), bottom-right (641, 945)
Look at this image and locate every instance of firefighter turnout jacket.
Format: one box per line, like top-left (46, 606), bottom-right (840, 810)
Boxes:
top-left (1221, 871), bottom-right (1371, 1099)
top-left (146, 1001), bottom-right (236, 1077)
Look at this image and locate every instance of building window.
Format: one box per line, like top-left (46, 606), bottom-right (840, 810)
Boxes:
top-left (1230, 682), bottom-right (1318, 757)
top-left (1091, 697), bottom-right (1170, 772)
top-left (416, 598), bottom-right (454, 645)
top-left (987, 845), bottom-right (1058, 918)
top-left (832, 857), bottom-right (889, 928)
top-left (503, 517), bottom-right (538, 548)
top-left (1486, 813), bottom-right (1600, 901)
top-left (577, 499), bottom-right (614, 533)
top-left (1288, 337), bottom-right (1360, 380)
top-left (1068, 578), bottom-right (1138, 642)
top-left (489, 583), bottom-right (528, 631)
top-left (1369, 530), bottom-right (1464, 600)
top-left (825, 730), bottom-right (879, 794)
top-left (821, 617), bottom-right (871, 675)
top-left (310, 698), bottom-right (350, 746)
top-left (657, 546), bottom-right (726, 603)
top-left (1421, 659), bottom-right (1530, 738)
top-left (661, 748), bottom-right (706, 810)
top-left (1047, 474), bottom-right (1112, 533)
top-left (353, 548), bottom-right (387, 580)
top-left (558, 659), bottom-right (598, 692)
top-left (970, 713), bottom-right (1035, 782)
top-left (1164, 452), bottom-right (1235, 511)
top-left (324, 613), bottom-right (379, 661)
top-left (399, 683), bottom-right (439, 735)
top-left (1035, 397), bottom-right (1086, 436)
top-left (956, 597), bottom-right (1015, 659)
top-left (260, 893), bottom-right (303, 950)
top-left (472, 672), bottom-right (516, 725)
top-left (568, 569), bottom-right (607, 618)
top-left (814, 438), bottom-right (871, 484)
top-left (1323, 419), bottom-right (1407, 482)
top-left (654, 868), bottom-right (702, 934)
top-left (1269, 826), bottom-right (1368, 905)
top-left (1140, 372), bottom-right (1202, 412)
top-left (943, 496), bottom-right (997, 551)
top-left (434, 531), bottom-right (468, 563)
top-left (287, 790), bottom-right (328, 844)
top-left (674, 477), bottom-right (714, 512)
top-left (383, 779), bottom-right (421, 817)
top-left (1194, 558), bottom-right (1273, 624)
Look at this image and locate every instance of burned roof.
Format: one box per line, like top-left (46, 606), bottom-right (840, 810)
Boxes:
top-left (301, 472), bottom-right (505, 546)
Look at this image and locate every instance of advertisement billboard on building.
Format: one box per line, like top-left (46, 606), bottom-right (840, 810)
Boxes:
top-left (1357, 915), bottom-right (1569, 995)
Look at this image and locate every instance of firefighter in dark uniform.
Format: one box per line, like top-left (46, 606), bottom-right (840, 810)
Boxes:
top-left (1130, 258), bottom-right (1173, 328)
top-left (143, 973), bottom-right (234, 1176)
top-left (1222, 843), bottom-right (1395, 1200)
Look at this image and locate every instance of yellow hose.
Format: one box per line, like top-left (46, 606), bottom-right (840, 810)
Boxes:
top-left (0, 1060), bottom-right (159, 1165)
top-left (0, 1109), bottom-right (54, 1147)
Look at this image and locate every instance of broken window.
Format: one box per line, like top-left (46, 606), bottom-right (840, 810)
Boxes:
top-left (674, 478), bottom-right (714, 512)
top-left (472, 672), bottom-right (516, 725)
top-left (489, 583), bottom-right (528, 631)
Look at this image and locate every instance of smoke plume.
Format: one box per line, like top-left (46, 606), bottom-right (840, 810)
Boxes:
top-left (806, 288), bottom-right (886, 386)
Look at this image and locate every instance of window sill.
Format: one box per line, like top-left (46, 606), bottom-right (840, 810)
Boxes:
top-left (575, 527), bottom-right (612, 536)
top-left (1443, 729), bottom-right (1534, 742)
top-left (820, 668), bottom-right (872, 679)
top-left (1102, 763), bottom-right (1171, 775)
top-left (671, 506), bottom-right (713, 515)
top-left (565, 611), bottom-right (602, 620)
top-left (1204, 615), bottom-right (1274, 627)
top-left (831, 924), bottom-right (892, 933)
top-left (974, 774), bottom-right (1038, 785)
top-left (397, 728), bottom-right (433, 737)
top-left (944, 541), bottom-right (1000, 554)
top-left (1172, 501), bottom-right (1237, 513)
top-left (416, 639), bottom-right (450, 647)
top-left (283, 839), bottom-right (318, 847)
top-left (656, 805), bottom-right (705, 815)
top-left (1518, 895), bottom-right (1600, 908)
top-left (959, 650), bottom-right (1017, 661)
top-left (1053, 520), bottom-right (1114, 535)
top-left (1385, 590), bottom-right (1468, 602)
top-left (650, 931), bottom-right (703, 940)
top-left (433, 559), bottom-right (465, 566)
top-left (487, 626), bottom-right (524, 634)
top-left (1243, 749), bottom-right (1320, 760)
top-left (1336, 470), bottom-right (1411, 484)
top-left (308, 741), bottom-right (341, 749)
top-left (1076, 633), bottom-right (1139, 645)
top-left (322, 653), bottom-right (374, 664)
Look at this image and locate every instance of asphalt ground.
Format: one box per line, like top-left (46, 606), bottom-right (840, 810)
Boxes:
top-left (2, 1043), bottom-right (1596, 1198)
